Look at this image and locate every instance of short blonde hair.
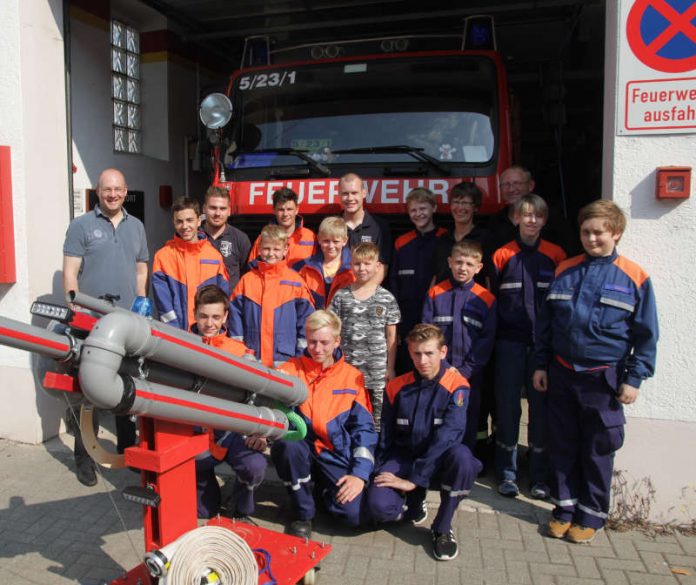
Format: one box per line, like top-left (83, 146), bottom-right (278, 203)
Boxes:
top-left (405, 323), bottom-right (445, 348)
top-left (514, 193), bottom-right (548, 219)
top-left (450, 240), bottom-right (483, 261)
top-left (260, 224), bottom-right (288, 245)
top-left (318, 216), bottom-right (348, 240)
top-left (351, 242), bottom-right (379, 262)
top-left (305, 309), bottom-right (341, 337)
top-left (406, 187), bottom-right (437, 208)
top-left (578, 200), bottom-right (626, 238)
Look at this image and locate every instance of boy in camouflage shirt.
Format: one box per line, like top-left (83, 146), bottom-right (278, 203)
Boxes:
top-left (330, 242), bottom-right (401, 429)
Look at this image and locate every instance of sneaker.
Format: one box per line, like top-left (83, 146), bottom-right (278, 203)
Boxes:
top-left (530, 482), bottom-right (550, 500)
top-left (546, 519), bottom-right (572, 539)
top-left (566, 524), bottom-right (602, 544)
top-left (431, 529), bottom-right (458, 561)
top-left (405, 500), bottom-right (428, 526)
top-left (498, 480), bottom-right (519, 498)
top-left (288, 519), bottom-right (312, 540)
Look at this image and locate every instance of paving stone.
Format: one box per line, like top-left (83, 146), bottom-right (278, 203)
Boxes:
top-left (637, 550), bottom-right (672, 574)
top-left (625, 572), bottom-right (680, 584)
top-left (572, 556), bottom-right (601, 579)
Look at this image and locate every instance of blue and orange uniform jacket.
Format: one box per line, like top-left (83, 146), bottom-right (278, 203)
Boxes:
top-left (279, 349), bottom-right (377, 481)
top-left (152, 234), bottom-right (229, 331)
top-left (535, 250), bottom-right (659, 388)
top-left (191, 327), bottom-right (248, 461)
top-left (228, 259), bottom-right (314, 367)
top-left (293, 247), bottom-right (355, 309)
top-left (492, 237), bottom-right (566, 343)
top-left (390, 227), bottom-right (447, 336)
top-left (378, 361), bottom-right (469, 487)
top-left (248, 216), bottom-right (316, 267)
top-left (422, 278), bottom-right (497, 380)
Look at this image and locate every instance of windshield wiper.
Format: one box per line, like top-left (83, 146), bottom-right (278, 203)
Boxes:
top-left (331, 145), bottom-right (451, 176)
top-left (234, 148), bottom-right (331, 177)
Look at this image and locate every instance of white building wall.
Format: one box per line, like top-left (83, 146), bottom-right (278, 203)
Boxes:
top-left (0, 0), bottom-right (218, 444)
top-left (603, 2), bottom-right (696, 524)
top-left (0, 0), bottom-right (71, 444)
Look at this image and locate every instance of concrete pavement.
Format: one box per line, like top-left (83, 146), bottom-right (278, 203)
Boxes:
top-left (1, 434), bottom-right (695, 585)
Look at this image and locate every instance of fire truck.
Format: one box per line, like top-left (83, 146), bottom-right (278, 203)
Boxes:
top-left (198, 17), bottom-right (512, 222)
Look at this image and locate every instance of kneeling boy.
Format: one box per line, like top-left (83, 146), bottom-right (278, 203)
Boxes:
top-left (367, 324), bottom-right (482, 561)
top-left (192, 285), bottom-right (267, 519)
top-left (271, 310), bottom-right (377, 539)
top-left (533, 200), bottom-right (658, 543)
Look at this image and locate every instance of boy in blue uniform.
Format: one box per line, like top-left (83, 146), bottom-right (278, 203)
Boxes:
top-left (533, 200), bottom-right (658, 544)
top-left (491, 194), bottom-right (566, 499)
top-left (367, 324), bottom-right (481, 561)
top-left (390, 188), bottom-right (446, 371)
top-left (422, 240), bottom-right (497, 448)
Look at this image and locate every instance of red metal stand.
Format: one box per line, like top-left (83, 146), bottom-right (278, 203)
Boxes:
top-left (43, 370), bottom-right (331, 585)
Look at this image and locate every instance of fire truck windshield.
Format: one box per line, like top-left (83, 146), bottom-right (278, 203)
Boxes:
top-left (227, 53), bottom-right (498, 172)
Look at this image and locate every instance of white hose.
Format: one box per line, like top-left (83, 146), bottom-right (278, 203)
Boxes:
top-left (149, 526), bottom-right (257, 585)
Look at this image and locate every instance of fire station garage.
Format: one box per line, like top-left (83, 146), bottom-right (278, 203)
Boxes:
top-left (0, 0), bottom-right (694, 524)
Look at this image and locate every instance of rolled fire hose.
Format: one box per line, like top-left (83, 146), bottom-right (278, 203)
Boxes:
top-left (145, 525), bottom-right (257, 585)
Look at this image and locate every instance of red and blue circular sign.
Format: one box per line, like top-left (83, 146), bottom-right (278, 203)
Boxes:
top-left (627, 0), bottom-right (696, 73)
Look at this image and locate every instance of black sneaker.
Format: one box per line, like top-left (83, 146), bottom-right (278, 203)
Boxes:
top-left (406, 500), bottom-right (428, 526)
top-left (432, 529), bottom-right (458, 561)
top-left (288, 519), bottom-right (312, 540)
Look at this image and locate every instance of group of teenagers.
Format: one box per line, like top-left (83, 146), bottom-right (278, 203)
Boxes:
top-left (63, 167), bottom-right (659, 562)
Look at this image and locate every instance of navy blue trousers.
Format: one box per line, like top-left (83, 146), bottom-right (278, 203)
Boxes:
top-left (195, 432), bottom-right (267, 519)
top-left (547, 360), bottom-right (625, 529)
top-left (367, 444), bottom-right (481, 533)
top-left (270, 439), bottom-right (369, 527)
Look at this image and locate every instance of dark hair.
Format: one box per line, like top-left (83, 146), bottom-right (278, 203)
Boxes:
top-left (272, 187), bottom-right (299, 207)
top-left (194, 285), bottom-right (230, 312)
top-left (450, 182), bottom-right (482, 208)
top-left (172, 196), bottom-right (201, 217)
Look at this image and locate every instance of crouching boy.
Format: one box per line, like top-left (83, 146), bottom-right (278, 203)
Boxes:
top-left (533, 200), bottom-right (658, 544)
top-left (367, 324), bottom-right (482, 561)
top-left (271, 310), bottom-right (377, 539)
top-left (192, 285), bottom-right (267, 519)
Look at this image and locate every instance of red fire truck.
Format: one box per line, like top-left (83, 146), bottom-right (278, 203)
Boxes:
top-left (199, 18), bottom-right (512, 219)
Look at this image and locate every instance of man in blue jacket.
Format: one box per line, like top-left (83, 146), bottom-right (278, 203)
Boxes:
top-left (367, 324), bottom-right (482, 561)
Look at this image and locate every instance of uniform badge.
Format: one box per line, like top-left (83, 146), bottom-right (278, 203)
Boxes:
top-left (454, 389), bottom-right (465, 407)
top-left (374, 305), bottom-right (385, 317)
top-left (219, 240), bottom-right (232, 257)
top-left (361, 235), bottom-right (373, 243)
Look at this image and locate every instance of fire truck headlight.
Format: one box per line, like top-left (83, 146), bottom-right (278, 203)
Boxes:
top-left (199, 93), bottom-right (233, 130)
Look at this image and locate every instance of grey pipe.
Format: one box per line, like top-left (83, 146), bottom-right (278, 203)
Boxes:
top-left (68, 290), bottom-right (132, 316)
top-left (82, 309), bottom-right (306, 406)
top-left (0, 317), bottom-right (76, 361)
top-left (129, 379), bottom-right (289, 439)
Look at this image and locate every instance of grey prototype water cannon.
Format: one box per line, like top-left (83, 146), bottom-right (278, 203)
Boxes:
top-left (0, 293), bottom-right (308, 440)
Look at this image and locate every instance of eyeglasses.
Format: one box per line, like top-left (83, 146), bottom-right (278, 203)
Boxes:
top-left (500, 181), bottom-right (528, 189)
top-left (100, 187), bottom-right (126, 195)
top-left (451, 200), bottom-right (475, 207)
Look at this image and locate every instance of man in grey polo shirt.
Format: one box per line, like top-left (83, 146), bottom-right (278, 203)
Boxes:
top-left (62, 167), bottom-right (149, 486)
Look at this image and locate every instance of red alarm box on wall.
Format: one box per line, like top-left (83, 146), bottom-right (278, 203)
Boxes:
top-left (0, 145), bottom-right (17, 283)
top-left (656, 166), bottom-right (691, 200)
